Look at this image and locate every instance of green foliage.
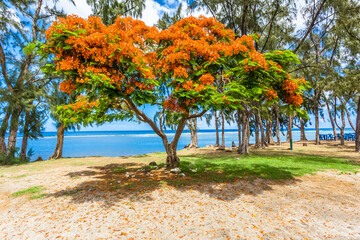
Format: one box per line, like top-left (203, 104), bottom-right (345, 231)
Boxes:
top-left (156, 3), bottom-right (183, 30)
top-left (86, 0), bottom-right (145, 26)
top-left (0, 148), bottom-right (28, 165)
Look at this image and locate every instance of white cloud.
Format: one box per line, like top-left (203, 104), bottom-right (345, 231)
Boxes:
top-left (140, 0), bottom-right (169, 26)
top-left (57, 0), bottom-right (92, 18)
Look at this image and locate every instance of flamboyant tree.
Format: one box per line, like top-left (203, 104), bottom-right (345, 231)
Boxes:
top-left (41, 15), bottom-right (306, 168)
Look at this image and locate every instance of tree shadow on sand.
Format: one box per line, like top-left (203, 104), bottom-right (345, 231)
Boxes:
top-left (46, 160), bottom-right (301, 208)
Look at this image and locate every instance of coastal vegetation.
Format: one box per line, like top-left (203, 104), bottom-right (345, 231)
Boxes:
top-left (0, 0), bottom-right (360, 166)
top-left (1, 0), bottom-right (360, 238)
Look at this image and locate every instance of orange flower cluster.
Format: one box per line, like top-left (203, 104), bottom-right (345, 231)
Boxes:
top-left (244, 51), bottom-right (269, 73)
top-left (182, 80), bottom-right (194, 91)
top-left (265, 89), bottom-right (278, 101)
top-left (269, 60), bottom-right (283, 74)
top-left (199, 73), bottom-right (214, 86)
top-left (157, 16), bottom-right (259, 112)
top-left (64, 96), bottom-right (99, 112)
top-left (163, 95), bottom-right (187, 113)
top-left (59, 79), bottom-right (76, 94)
top-left (282, 78), bottom-right (305, 106)
top-left (45, 15), bottom-right (158, 98)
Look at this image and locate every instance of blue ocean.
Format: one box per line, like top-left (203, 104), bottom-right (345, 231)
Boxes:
top-left (9, 128), bottom-right (355, 161)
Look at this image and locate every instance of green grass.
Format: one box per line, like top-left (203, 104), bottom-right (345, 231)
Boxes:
top-left (30, 194), bottom-right (45, 199)
top-left (112, 166), bottom-right (127, 174)
top-left (12, 186), bottom-right (44, 198)
top-left (177, 152), bottom-right (359, 181)
top-left (11, 174), bottom-right (28, 178)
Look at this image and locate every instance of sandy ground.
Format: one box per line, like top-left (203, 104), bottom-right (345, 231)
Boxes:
top-left (0, 142), bottom-right (360, 239)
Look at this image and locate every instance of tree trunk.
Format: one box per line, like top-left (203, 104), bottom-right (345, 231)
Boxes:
top-left (266, 119), bottom-right (275, 145)
top-left (355, 97), bottom-right (360, 152)
top-left (237, 109), bottom-right (242, 152)
top-left (19, 110), bottom-right (31, 159)
top-left (287, 114), bottom-right (293, 143)
top-left (314, 103), bottom-right (320, 145)
top-left (214, 110), bottom-right (219, 147)
top-left (165, 143), bottom-right (180, 169)
top-left (221, 111), bottom-right (225, 147)
top-left (257, 109), bottom-right (266, 148)
top-left (344, 107), bottom-right (356, 131)
top-left (165, 118), bottom-right (187, 168)
top-left (324, 96), bottom-right (337, 140)
top-left (0, 107), bottom-right (11, 153)
top-left (340, 108), bottom-right (346, 146)
top-left (255, 111), bottom-right (260, 148)
top-left (188, 113), bottom-right (198, 148)
top-left (7, 105), bottom-right (22, 155)
top-left (274, 104), bottom-right (281, 145)
top-left (300, 117), bottom-right (307, 141)
top-left (268, 120), bottom-right (275, 144)
top-left (49, 123), bottom-right (65, 159)
top-left (239, 106), bottom-right (249, 154)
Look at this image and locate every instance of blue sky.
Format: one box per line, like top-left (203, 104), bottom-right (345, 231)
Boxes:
top-left (42, 0), bottom-right (355, 131)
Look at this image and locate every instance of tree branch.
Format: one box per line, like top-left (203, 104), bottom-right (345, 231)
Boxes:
top-left (188, 109), bottom-right (208, 119)
top-left (124, 97), bottom-right (166, 140)
top-left (293, 0), bottom-right (328, 53)
top-left (260, 1), bottom-right (280, 53)
top-left (202, 0), bottom-right (216, 18)
top-left (0, 43), bottom-right (13, 93)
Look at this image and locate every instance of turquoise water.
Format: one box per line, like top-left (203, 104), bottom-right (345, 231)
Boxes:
top-left (9, 128), bottom-right (355, 161)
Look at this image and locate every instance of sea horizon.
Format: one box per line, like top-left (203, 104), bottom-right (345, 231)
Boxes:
top-left (6, 128), bottom-right (355, 161)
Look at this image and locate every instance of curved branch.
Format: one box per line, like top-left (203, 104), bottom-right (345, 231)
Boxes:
top-left (188, 109), bottom-right (208, 119)
top-left (124, 97), bottom-right (166, 140)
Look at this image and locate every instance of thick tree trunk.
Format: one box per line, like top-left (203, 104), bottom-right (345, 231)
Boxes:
top-left (214, 110), bottom-right (219, 147)
top-left (254, 111), bottom-right (260, 148)
top-left (300, 117), bottom-right (307, 141)
top-left (274, 104), bottom-right (281, 145)
top-left (237, 109), bottom-right (242, 152)
top-left (221, 111), bottom-right (225, 147)
top-left (165, 143), bottom-right (180, 169)
top-left (324, 96), bottom-right (337, 140)
top-left (314, 103), bottom-right (320, 145)
top-left (7, 105), bottom-right (22, 155)
top-left (165, 118), bottom-right (187, 168)
top-left (19, 110), bottom-right (31, 159)
top-left (355, 97), bottom-right (360, 152)
top-left (257, 110), bottom-right (266, 148)
top-left (49, 123), bottom-right (65, 159)
top-left (0, 107), bottom-right (11, 153)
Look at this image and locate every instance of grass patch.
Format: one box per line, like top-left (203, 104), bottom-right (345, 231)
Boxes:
top-left (133, 154), bottom-right (148, 158)
top-left (112, 166), bottom-right (127, 174)
top-left (70, 162), bottom-right (86, 166)
top-left (11, 174), bottom-right (28, 178)
top-left (12, 186), bottom-right (44, 198)
top-left (177, 152), bottom-right (359, 181)
top-left (30, 194), bottom-right (45, 199)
